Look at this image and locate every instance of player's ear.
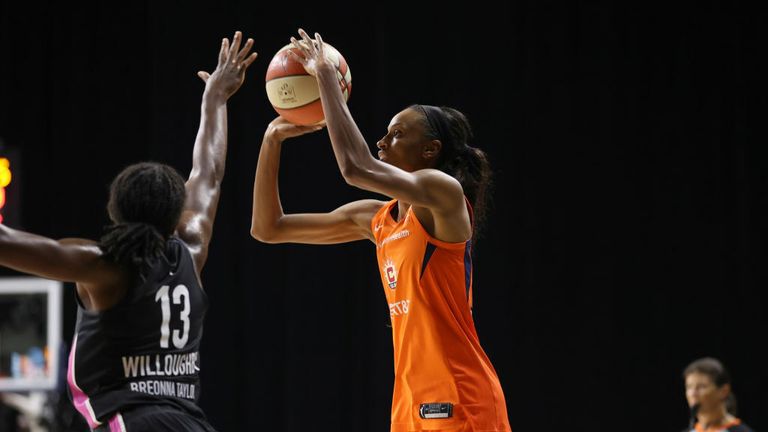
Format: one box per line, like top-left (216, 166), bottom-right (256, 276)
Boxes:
top-left (718, 383), bottom-right (732, 401)
top-left (423, 139), bottom-right (442, 161)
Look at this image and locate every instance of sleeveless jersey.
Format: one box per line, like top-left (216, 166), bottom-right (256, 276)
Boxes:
top-left (67, 237), bottom-right (210, 430)
top-left (685, 418), bottom-right (754, 432)
top-left (372, 200), bottom-right (511, 432)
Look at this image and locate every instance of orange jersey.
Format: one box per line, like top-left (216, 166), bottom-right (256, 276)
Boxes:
top-left (693, 418), bottom-right (751, 432)
top-left (372, 200), bottom-right (511, 432)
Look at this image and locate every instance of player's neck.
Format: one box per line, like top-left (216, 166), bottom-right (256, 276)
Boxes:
top-left (697, 408), bottom-right (733, 430)
top-left (397, 201), bottom-right (411, 222)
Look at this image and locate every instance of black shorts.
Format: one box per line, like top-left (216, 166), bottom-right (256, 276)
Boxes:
top-left (93, 405), bottom-right (216, 432)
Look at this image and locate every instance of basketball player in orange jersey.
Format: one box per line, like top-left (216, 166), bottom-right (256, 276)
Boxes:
top-left (250, 29), bottom-right (511, 432)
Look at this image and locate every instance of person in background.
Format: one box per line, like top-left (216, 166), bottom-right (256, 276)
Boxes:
top-left (683, 357), bottom-right (754, 432)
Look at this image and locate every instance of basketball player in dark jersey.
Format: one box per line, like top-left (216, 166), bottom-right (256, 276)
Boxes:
top-left (0, 31), bottom-right (257, 431)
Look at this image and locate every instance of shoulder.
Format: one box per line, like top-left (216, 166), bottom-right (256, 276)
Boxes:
top-left (340, 199), bottom-right (389, 229)
top-left (168, 235), bottom-right (190, 250)
top-left (412, 169), bottom-right (466, 215)
top-left (166, 236), bottom-right (193, 260)
top-left (358, 199), bottom-right (392, 221)
top-left (175, 211), bottom-right (206, 249)
top-left (337, 199), bottom-right (389, 213)
top-left (59, 237), bottom-right (101, 249)
top-left (414, 169), bottom-right (464, 199)
top-left (58, 238), bottom-right (107, 260)
top-left (413, 168), bottom-right (462, 189)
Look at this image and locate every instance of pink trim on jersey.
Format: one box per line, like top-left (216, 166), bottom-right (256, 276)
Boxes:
top-left (108, 412), bottom-right (127, 431)
top-left (67, 334), bottom-right (102, 428)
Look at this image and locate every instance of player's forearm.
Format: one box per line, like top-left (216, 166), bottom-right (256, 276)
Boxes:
top-left (316, 65), bottom-right (376, 185)
top-left (190, 92), bottom-right (228, 184)
top-left (251, 135), bottom-right (287, 242)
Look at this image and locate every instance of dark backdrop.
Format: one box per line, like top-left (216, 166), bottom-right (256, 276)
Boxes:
top-left (1, 2), bottom-right (765, 431)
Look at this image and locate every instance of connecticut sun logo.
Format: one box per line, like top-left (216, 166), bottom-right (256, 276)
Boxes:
top-left (383, 258), bottom-right (398, 289)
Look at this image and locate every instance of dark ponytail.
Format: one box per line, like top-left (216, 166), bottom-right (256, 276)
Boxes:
top-left (99, 162), bottom-right (186, 276)
top-left (412, 105), bottom-right (493, 238)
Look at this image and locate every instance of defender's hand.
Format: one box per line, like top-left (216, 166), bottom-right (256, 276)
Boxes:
top-left (198, 31), bottom-right (258, 100)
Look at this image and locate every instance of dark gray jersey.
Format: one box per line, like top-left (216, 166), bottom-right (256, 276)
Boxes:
top-left (67, 237), bottom-right (209, 429)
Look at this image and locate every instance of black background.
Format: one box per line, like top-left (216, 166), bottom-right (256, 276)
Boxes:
top-left (1, 1), bottom-right (765, 431)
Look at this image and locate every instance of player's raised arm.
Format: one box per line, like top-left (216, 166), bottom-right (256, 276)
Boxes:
top-left (250, 116), bottom-right (383, 245)
top-left (177, 31), bottom-right (257, 271)
top-left (287, 30), bottom-right (468, 219)
top-left (0, 225), bottom-right (114, 284)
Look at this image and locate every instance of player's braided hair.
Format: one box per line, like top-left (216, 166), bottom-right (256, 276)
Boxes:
top-left (99, 162), bottom-right (186, 277)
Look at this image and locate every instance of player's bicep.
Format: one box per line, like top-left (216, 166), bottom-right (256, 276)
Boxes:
top-left (182, 174), bottom-right (220, 223)
top-left (176, 175), bottom-right (220, 263)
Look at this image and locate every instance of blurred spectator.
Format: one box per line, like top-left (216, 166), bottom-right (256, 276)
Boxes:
top-left (683, 357), bottom-right (754, 432)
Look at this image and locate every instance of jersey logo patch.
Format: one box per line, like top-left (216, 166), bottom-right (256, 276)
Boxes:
top-left (383, 258), bottom-right (398, 289)
top-left (419, 402), bottom-right (453, 419)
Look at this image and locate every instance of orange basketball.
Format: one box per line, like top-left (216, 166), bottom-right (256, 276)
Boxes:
top-left (265, 42), bottom-right (351, 125)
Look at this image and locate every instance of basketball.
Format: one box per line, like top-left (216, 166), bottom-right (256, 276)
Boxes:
top-left (265, 42), bottom-right (352, 125)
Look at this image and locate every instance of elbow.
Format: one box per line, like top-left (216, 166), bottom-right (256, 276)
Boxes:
top-left (340, 164), bottom-right (366, 188)
top-left (250, 221), bottom-right (282, 244)
top-left (250, 226), bottom-right (273, 243)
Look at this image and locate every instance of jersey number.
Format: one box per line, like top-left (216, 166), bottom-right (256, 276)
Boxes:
top-left (155, 284), bottom-right (191, 349)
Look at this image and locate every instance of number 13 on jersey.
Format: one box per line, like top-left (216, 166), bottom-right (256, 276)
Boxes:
top-left (155, 284), bottom-right (191, 349)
